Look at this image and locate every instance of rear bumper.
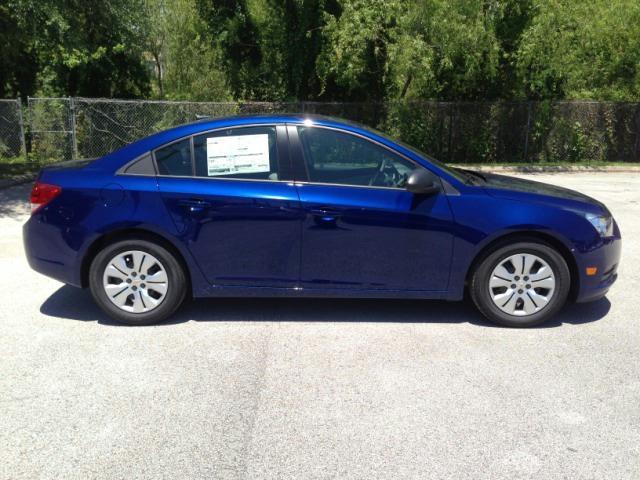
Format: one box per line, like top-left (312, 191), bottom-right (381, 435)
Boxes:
top-left (574, 231), bottom-right (621, 303)
top-left (23, 216), bottom-right (83, 287)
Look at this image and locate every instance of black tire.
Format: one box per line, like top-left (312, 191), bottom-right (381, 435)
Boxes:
top-left (470, 241), bottom-right (571, 327)
top-left (89, 238), bottom-right (187, 325)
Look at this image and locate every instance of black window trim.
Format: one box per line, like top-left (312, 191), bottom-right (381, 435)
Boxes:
top-left (287, 123), bottom-right (438, 192)
top-left (121, 123), bottom-right (291, 184)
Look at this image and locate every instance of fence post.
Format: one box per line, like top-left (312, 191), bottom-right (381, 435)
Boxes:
top-left (16, 98), bottom-right (28, 163)
top-left (26, 96), bottom-right (35, 163)
top-left (69, 97), bottom-right (79, 160)
top-left (447, 104), bottom-right (454, 163)
top-left (635, 105), bottom-right (640, 162)
top-left (523, 101), bottom-right (532, 163)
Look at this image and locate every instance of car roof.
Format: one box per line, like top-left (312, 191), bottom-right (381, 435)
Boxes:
top-left (152, 113), bottom-right (379, 143)
top-left (193, 113), bottom-right (354, 125)
top-left (187, 113), bottom-right (371, 133)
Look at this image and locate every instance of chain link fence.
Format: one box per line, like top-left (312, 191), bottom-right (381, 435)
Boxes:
top-left (27, 97), bottom-right (75, 163)
top-left (382, 101), bottom-right (640, 164)
top-left (2, 98), bottom-right (639, 165)
top-left (0, 99), bottom-right (26, 161)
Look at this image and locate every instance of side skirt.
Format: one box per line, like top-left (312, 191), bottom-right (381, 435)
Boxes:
top-left (194, 284), bottom-right (450, 300)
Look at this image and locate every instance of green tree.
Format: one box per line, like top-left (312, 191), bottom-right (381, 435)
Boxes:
top-left (4, 0), bottom-right (640, 102)
top-left (517, 0), bottom-right (640, 100)
top-left (249, 0), bottom-right (340, 100)
top-left (0, 1), bottom-right (39, 98)
top-left (492, 0), bottom-right (533, 99)
top-left (155, 0), bottom-right (230, 100)
top-left (316, 0), bottom-right (397, 100)
top-left (1, 0), bottom-right (151, 98)
top-left (386, 0), bottom-right (504, 100)
top-left (196, 0), bottom-right (264, 99)
top-left (44, 0), bottom-right (151, 97)
top-left (144, 0), bottom-right (169, 97)
top-left (195, 0), bottom-right (339, 100)
top-left (317, 0), bottom-right (511, 101)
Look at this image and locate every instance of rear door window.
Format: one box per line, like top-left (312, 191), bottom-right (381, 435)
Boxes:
top-left (193, 126), bottom-right (279, 180)
top-left (155, 139), bottom-right (192, 176)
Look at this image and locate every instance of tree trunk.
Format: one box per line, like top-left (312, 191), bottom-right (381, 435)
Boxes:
top-left (153, 51), bottom-right (163, 98)
top-left (400, 73), bottom-right (413, 99)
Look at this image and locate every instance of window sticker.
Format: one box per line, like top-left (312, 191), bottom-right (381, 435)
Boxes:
top-left (206, 134), bottom-right (270, 176)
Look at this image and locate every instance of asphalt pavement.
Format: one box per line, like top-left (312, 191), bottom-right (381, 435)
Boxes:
top-left (1, 173), bottom-right (639, 479)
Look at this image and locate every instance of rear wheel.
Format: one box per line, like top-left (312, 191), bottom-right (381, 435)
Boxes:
top-left (470, 241), bottom-right (570, 327)
top-left (89, 239), bottom-right (187, 325)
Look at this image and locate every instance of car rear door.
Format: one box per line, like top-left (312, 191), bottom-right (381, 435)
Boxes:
top-left (289, 124), bottom-right (455, 292)
top-left (156, 125), bottom-right (303, 288)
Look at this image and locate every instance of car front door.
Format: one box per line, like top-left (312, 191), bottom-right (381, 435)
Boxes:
top-left (156, 125), bottom-right (303, 288)
top-left (289, 124), bottom-right (455, 292)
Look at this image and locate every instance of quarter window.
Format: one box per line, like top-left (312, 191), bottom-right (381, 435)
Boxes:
top-left (297, 127), bottom-right (415, 188)
top-left (123, 153), bottom-right (156, 175)
top-left (193, 126), bottom-right (279, 180)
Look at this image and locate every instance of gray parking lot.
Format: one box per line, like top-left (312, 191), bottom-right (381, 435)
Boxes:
top-left (1, 173), bottom-right (639, 479)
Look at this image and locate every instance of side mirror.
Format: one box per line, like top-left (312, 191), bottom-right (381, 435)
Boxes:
top-left (406, 168), bottom-right (440, 196)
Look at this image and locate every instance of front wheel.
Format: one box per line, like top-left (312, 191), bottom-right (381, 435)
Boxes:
top-left (470, 241), bottom-right (571, 327)
top-left (89, 239), bottom-right (187, 325)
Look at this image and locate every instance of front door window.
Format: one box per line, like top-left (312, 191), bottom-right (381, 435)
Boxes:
top-left (297, 126), bottom-right (415, 188)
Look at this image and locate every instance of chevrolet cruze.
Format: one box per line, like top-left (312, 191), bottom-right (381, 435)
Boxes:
top-left (23, 115), bottom-right (621, 327)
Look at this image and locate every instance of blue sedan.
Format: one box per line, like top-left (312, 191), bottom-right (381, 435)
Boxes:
top-left (23, 115), bottom-right (621, 327)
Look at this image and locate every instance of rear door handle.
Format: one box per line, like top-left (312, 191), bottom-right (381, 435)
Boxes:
top-left (177, 198), bottom-right (211, 213)
top-left (309, 207), bottom-right (342, 217)
top-left (309, 206), bottom-right (343, 228)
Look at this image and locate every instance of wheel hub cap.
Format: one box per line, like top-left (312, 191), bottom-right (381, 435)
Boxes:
top-left (488, 253), bottom-right (556, 317)
top-left (102, 250), bottom-right (168, 314)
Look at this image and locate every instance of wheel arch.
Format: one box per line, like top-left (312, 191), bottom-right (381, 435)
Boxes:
top-left (80, 227), bottom-right (193, 296)
top-left (465, 230), bottom-right (580, 302)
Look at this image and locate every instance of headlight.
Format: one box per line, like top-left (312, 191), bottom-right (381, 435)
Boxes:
top-left (585, 213), bottom-right (614, 237)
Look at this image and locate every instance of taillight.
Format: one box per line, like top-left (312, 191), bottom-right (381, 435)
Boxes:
top-left (30, 181), bottom-right (62, 214)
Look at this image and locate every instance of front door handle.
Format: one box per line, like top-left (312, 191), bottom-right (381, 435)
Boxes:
top-left (177, 198), bottom-right (211, 213)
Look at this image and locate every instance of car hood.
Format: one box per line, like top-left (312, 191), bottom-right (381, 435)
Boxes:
top-left (479, 172), bottom-right (608, 214)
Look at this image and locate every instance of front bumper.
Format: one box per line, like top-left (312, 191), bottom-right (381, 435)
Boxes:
top-left (574, 230), bottom-right (621, 303)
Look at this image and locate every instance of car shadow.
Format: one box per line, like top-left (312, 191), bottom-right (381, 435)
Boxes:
top-left (40, 285), bottom-right (611, 329)
top-left (0, 183), bottom-right (31, 220)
